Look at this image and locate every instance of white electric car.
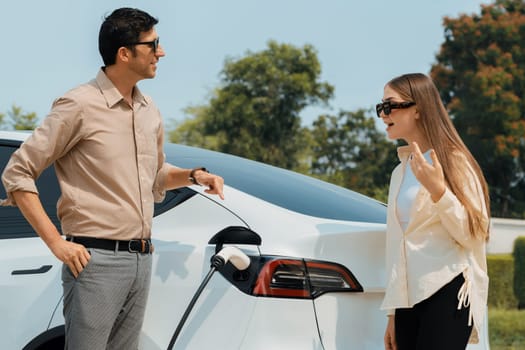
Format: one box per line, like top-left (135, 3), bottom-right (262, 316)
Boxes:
top-left (0, 130), bottom-right (489, 349)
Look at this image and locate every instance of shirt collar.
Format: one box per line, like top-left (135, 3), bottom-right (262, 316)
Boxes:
top-left (95, 68), bottom-right (148, 108)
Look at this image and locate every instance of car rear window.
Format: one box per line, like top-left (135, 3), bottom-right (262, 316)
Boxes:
top-left (164, 143), bottom-right (387, 224)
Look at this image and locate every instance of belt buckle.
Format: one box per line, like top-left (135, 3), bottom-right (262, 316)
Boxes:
top-left (128, 239), bottom-right (150, 254)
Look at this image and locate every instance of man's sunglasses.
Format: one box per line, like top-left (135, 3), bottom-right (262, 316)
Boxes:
top-left (376, 101), bottom-right (415, 118)
top-left (127, 37), bottom-right (160, 53)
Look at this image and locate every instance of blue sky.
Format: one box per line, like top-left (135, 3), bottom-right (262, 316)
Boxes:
top-left (1, 0), bottom-right (488, 129)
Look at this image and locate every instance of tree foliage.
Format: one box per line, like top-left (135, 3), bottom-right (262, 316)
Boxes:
top-left (169, 105), bottom-right (221, 150)
top-left (1, 105), bottom-right (38, 130)
top-left (310, 109), bottom-right (397, 202)
top-left (430, 0), bottom-right (525, 218)
top-left (173, 40), bottom-right (334, 170)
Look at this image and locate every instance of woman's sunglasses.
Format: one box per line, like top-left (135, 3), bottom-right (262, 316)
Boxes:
top-left (376, 101), bottom-right (415, 118)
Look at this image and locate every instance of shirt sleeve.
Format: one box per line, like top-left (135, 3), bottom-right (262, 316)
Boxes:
top-left (152, 117), bottom-right (168, 203)
top-left (1, 97), bottom-right (83, 206)
top-left (433, 161), bottom-right (489, 249)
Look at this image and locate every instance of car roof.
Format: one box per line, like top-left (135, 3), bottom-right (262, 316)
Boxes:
top-left (0, 130), bottom-right (386, 224)
top-left (0, 130), bottom-right (31, 142)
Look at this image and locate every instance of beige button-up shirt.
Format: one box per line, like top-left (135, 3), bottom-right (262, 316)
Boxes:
top-left (2, 69), bottom-right (171, 240)
top-left (381, 146), bottom-right (489, 343)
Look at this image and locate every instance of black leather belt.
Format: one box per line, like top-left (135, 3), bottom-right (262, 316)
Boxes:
top-left (67, 236), bottom-right (153, 254)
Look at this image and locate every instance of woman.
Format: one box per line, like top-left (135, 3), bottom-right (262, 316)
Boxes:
top-left (378, 73), bottom-right (490, 350)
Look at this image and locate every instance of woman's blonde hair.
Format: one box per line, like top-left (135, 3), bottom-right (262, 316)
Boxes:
top-left (388, 73), bottom-right (490, 240)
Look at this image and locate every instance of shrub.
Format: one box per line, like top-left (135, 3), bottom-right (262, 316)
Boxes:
top-left (487, 254), bottom-right (518, 309)
top-left (489, 309), bottom-right (525, 349)
top-left (513, 236), bottom-right (525, 309)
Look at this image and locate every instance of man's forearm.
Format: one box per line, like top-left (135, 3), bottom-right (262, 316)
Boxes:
top-left (164, 167), bottom-right (194, 190)
top-left (11, 191), bottom-right (62, 246)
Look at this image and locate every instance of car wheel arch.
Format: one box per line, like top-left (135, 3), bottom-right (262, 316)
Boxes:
top-left (22, 325), bottom-right (65, 350)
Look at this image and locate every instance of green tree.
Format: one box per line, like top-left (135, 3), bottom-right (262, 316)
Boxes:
top-left (430, 0), bottom-right (525, 218)
top-left (6, 105), bottom-right (38, 130)
top-left (0, 111), bottom-right (5, 129)
top-left (173, 40), bottom-right (334, 171)
top-left (169, 105), bottom-right (221, 150)
top-left (310, 109), bottom-right (398, 202)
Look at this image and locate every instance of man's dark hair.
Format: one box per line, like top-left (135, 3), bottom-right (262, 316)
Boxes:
top-left (99, 8), bottom-right (158, 66)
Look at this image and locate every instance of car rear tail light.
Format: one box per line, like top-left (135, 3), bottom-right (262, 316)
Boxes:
top-left (252, 257), bottom-right (362, 299)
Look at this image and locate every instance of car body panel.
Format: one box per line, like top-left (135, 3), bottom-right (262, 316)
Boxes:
top-left (0, 237), bottom-right (62, 349)
top-left (240, 298), bottom-right (323, 350)
top-left (314, 293), bottom-right (386, 350)
top-left (141, 193), bottom-right (256, 349)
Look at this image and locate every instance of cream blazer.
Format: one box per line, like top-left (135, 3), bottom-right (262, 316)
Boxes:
top-left (381, 146), bottom-right (489, 343)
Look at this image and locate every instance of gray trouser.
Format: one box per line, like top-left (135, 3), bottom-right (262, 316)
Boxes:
top-left (62, 248), bottom-right (152, 350)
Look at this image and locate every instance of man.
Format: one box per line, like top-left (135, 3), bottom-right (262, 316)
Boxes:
top-left (1, 8), bottom-right (224, 349)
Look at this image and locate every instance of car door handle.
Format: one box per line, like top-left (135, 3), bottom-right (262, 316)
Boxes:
top-left (11, 265), bottom-right (53, 275)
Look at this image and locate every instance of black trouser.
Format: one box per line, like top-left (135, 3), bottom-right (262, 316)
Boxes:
top-left (395, 274), bottom-right (473, 350)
